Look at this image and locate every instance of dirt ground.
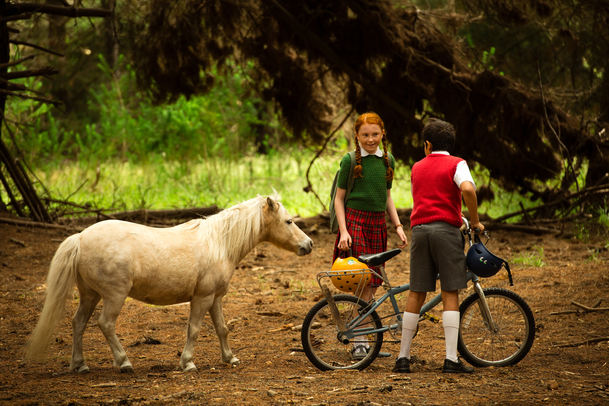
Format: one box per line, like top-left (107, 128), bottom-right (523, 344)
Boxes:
top-left (1, 215), bottom-right (608, 406)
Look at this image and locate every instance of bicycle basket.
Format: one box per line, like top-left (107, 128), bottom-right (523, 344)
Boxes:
top-left (466, 241), bottom-right (506, 278)
top-left (329, 257), bottom-right (371, 292)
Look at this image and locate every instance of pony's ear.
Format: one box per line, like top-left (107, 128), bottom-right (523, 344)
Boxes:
top-left (266, 197), bottom-right (277, 211)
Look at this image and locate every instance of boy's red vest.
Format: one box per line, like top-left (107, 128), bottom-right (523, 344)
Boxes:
top-left (410, 154), bottom-right (464, 228)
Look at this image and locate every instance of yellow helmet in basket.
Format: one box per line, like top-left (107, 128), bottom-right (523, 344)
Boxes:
top-left (330, 257), bottom-right (371, 292)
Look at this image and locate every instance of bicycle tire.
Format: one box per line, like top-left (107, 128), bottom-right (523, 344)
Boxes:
top-left (458, 287), bottom-right (535, 367)
top-left (301, 294), bottom-right (384, 371)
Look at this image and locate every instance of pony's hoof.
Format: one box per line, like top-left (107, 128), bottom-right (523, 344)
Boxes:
top-left (120, 364), bottom-right (134, 373)
top-left (229, 357), bottom-right (240, 366)
top-left (72, 364), bottom-right (90, 374)
top-left (183, 362), bottom-right (197, 372)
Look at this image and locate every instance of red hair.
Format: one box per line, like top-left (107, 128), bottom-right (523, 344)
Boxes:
top-left (353, 112), bottom-right (394, 181)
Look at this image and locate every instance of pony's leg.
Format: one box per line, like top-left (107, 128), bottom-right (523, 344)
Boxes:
top-left (180, 294), bottom-right (214, 372)
top-left (209, 295), bottom-right (240, 366)
top-left (70, 281), bottom-right (101, 373)
top-left (97, 296), bottom-right (133, 373)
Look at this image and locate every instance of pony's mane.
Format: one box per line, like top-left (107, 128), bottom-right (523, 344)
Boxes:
top-left (185, 195), bottom-right (275, 264)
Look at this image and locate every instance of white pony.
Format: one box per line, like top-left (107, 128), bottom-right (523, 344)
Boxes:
top-left (26, 195), bottom-right (313, 373)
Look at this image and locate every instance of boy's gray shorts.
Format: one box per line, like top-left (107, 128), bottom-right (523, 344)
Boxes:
top-left (409, 221), bottom-right (467, 292)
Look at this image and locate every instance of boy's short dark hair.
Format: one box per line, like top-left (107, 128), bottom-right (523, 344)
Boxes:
top-left (422, 118), bottom-right (456, 152)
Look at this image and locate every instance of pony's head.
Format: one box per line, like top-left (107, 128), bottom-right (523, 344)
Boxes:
top-left (262, 196), bottom-right (313, 256)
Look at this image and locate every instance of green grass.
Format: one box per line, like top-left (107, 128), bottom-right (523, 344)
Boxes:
top-left (35, 152), bottom-right (414, 218)
top-left (27, 149), bottom-right (560, 220)
top-left (511, 245), bottom-right (546, 267)
top-left (33, 152), bottom-right (536, 220)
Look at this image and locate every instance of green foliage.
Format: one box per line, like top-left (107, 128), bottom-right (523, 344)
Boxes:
top-left (1, 57), bottom-right (603, 222)
top-left (574, 219), bottom-right (592, 242)
top-left (586, 247), bottom-right (601, 264)
top-left (3, 53), bottom-right (417, 217)
top-left (470, 164), bottom-right (539, 221)
top-left (6, 56), bottom-right (281, 165)
top-left (596, 199), bottom-right (609, 230)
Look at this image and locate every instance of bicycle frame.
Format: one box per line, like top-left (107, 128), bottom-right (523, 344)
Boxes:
top-left (317, 217), bottom-right (500, 344)
top-left (305, 220), bottom-right (533, 370)
top-left (318, 267), bottom-right (485, 343)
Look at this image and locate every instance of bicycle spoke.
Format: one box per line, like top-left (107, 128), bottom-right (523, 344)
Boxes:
top-left (458, 288), bottom-right (535, 367)
top-left (301, 295), bottom-right (384, 371)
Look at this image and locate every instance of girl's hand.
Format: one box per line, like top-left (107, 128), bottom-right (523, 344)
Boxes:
top-left (338, 232), bottom-right (352, 252)
top-left (396, 226), bottom-right (408, 249)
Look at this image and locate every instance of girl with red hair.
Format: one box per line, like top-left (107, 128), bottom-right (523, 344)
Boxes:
top-left (333, 111), bottom-right (408, 359)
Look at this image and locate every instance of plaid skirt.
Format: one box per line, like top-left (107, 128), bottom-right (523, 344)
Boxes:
top-left (333, 207), bottom-right (388, 287)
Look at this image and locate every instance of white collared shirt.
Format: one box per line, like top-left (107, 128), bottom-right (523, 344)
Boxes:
top-left (430, 151), bottom-right (476, 189)
top-left (360, 147), bottom-right (384, 158)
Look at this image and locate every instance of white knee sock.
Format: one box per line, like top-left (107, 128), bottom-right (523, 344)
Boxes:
top-left (398, 312), bottom-right (419, 359)
top-left (443, 310), bottom-right (460, 362)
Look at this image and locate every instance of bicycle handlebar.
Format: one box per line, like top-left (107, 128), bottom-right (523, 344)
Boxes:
top-left (462, 216), bottom-right (490, 246)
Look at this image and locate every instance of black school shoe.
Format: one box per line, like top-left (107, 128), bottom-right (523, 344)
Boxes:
top-left (392, 357), bottom-right (411, 373)
top-left (442, 358), bottom-right (474, 373)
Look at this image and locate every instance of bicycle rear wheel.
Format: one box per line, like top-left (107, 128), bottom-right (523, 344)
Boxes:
top-left (301, 294), bottom-right (383, 371)
top-left (458, 287), bottom-right (535, 367)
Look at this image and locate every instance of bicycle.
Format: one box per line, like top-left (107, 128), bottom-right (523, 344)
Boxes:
top-left (301, 219), bottom-right (535, 371)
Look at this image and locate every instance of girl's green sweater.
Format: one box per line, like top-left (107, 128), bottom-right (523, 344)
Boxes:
top-left (337, 152), bottom-right (394, 212)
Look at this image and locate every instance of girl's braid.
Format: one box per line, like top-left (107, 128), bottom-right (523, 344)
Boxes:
top-left (382, 133), bottom-right (394, 181)
top-left (354, 137), bottom-right (363, 178)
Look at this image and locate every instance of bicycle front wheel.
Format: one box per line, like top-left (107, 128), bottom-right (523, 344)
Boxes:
top-left (458, 287), bottom-right (535, 367)
top-left (301, 294), bottom-right (383, 371)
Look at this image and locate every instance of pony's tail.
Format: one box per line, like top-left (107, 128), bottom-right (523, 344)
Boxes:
top-left (26, 234), bottom-right (81, 360)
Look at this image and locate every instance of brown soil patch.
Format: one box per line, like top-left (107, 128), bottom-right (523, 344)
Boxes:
top-left (1, 220), bottom-right (608, 405)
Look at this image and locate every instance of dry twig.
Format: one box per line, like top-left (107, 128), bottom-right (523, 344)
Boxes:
top-left (0, 216), bottom-right (83, 231)
top-left (9, 238), bottom-right (26, 247)
top-left (570, 301), bottom-right (609, 312)
top-left (555, 337), bottom-right (609, 348)
top-left (550, 299), bottom-right (608, 316)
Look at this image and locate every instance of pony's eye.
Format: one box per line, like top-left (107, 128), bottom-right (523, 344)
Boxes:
top-left (286, 219), bottom-right (293, 225)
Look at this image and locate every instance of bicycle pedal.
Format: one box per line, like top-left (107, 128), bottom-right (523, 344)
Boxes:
top-left (359, 300), bottom-right (376, 315)
top-left (422, 312), bottom-right (440, 323)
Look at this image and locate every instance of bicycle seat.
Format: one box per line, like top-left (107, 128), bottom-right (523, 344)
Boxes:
top-left (357, 249), bottom-right (402, 267)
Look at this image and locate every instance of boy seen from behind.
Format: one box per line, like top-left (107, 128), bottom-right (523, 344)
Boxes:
top-left (393, 118), bottom-right (484, 374)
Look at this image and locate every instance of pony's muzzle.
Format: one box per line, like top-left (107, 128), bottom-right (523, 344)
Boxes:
top-left (298, 238), bottom-right (314, 256)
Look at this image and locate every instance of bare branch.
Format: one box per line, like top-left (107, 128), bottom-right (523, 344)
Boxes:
top-left (537, 61), bottom-right (579, 192)
top-left (6, 3), bottom-right (112, 18)
top-left (0, 13), bottom-right (31, 23)
top-left (0, 54), bottom-right (36, 69)
top-left (9, 40), bottom-right (63, 57)
top-left (492, 183), bottom-right (609, 223)
top-left (303, 107), bottom-right (355, 211)
top-left (0, 89), bottom-right (59, 105)
top-left (269, 0), bottom-right (413, 120)
top-left (0, 216), bottom-right (83, 231)
top-left (1, 67), bottom-right (59, 80)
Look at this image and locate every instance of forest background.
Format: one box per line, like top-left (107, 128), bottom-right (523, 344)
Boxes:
top-left (1, 0), bottom-right (608, 231)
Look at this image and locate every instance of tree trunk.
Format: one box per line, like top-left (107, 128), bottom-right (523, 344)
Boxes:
top-left (599, 53), bottom-right (609, 125)
top-left (0, 0), bottom-right (52, 222)
top-left (101, 0), bottom-right (118, 69)
top-left (584, 46), bottom-right (609, 194)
